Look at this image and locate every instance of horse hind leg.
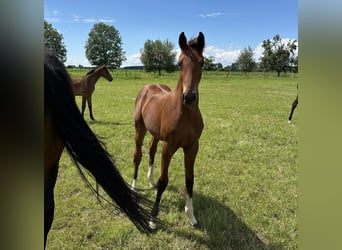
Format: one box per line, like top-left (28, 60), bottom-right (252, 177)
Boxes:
top-left (149, 142), bottom-right (175, 229)
top-left (148, 137), bottom-right (159, 188)
top-left (132, 124), bottom-right (147, 190)
top-left (88, 95), bottom-right (95, 120)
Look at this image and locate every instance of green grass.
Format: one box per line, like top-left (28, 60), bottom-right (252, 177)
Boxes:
top-left (47, 70), bottom-right (298, 249)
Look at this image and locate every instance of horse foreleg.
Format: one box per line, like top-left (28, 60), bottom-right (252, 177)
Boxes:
top-left (88, 95), bottom-right (95, 120)
top-left (183, 142), bottom-right (199, 227)
top-left (148, 137), bottom-right (159, 188)
top-left (132, 126), bottom-right (147, 190)
top-left (150, 142), bottom-right (175, 229)
top-left (44, 164), bottom-right (59, 248)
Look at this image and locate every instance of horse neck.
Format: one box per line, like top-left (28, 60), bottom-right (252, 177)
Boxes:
top-left (175, 78), bottom-right (184, 96)
top-left (88, 70), bottom-right (102, 84)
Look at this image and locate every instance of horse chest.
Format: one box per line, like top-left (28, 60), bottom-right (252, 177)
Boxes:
top-left (160, 111), bottom-right (203, 144)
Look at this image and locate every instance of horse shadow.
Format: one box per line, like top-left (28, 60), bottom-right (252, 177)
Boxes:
top-left (162, 185), bottom-right (281, 250)
top-left (87, 119), bottom-right (132, 127)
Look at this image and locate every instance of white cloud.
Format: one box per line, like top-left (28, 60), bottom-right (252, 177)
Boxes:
top-left (45, 17), bottom-right (60, 23)
top-left (199, 12), bottom-right (239, 18)
top-left (199, 12), bottom-right (224, 18)
top-left (253, 43), bottom-right (264, 62)
top-left (71, 16), bottom-right (115, 24)
top-left (52, 10), bottom-right (60, 16)
top-left (204, 45), bottom-right (240, 66)
top-left (72, 15), bottom-right (81, 22)
top-left (99, 19), bottom-right (115, 23)
top-left (83, 18), bottom-right (97, 23)
top-left (121, 53), bottom-right (142, 67)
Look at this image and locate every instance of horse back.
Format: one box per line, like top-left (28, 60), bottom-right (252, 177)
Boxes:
top-left (72, 76), bottom-right (93, 96)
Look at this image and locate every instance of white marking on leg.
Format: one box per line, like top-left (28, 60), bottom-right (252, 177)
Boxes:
top-left (147, 164), bottom-right (156, 188)
top-left (288, 119), bottom-right (292, 124)
top-left (131, 179), bottom-right (138, 190)
top-left (185, 193), bottom-right (198, 226)
top-left (149, 219), bottom-right (156, 230)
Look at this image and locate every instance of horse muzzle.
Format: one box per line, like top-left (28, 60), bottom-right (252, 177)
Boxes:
top-left (183, 92), bottom-right (197, 106)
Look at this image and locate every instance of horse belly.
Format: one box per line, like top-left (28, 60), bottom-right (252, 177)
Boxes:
top-left (142, 106), bottom-right (163, 138)
top-left (140, 90), bottom-right (168, 139)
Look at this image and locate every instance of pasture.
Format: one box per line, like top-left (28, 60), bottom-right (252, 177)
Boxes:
top-left (47, 69), bottom-right (298, 249)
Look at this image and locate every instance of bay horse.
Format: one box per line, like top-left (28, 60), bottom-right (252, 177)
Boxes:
top-left (72, 65), bottom-right (113, 120)
top-left (131, 32), bottom-right (205, 229)
top-left (288, 83), bottom-right (298, 124)
top-left (44, 53), bottom-right (162, 248)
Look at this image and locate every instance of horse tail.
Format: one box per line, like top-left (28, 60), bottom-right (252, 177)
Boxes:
top-left (44, 53), bottom-right (162, 233)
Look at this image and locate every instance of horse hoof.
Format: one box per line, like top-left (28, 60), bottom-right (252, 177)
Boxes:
top-left (288, 120), bottom-right (292, 124)
top-left (131, 180), bottom-right (138, 191)
top-left (149, 219), bottom-right (157, 230)
top-left (191, 221), bottom-right (199, 229)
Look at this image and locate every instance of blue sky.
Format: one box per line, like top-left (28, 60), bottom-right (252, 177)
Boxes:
top-left (44, 0), bottom-right (298, 67)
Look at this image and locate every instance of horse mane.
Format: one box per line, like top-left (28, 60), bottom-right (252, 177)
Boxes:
top-left (86, 67), bottom-right (97, 75)
top-left (86, 65), bottom-right (105, 75)
top-left (188, 37), bottom-right (205, 51)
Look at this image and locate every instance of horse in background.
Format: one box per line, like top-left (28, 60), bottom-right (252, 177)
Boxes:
top-left (44, 53), bottom-right (162, 248)
top-left (132, 32), bottom-right (205, 229)
top-left (72, 65), bottom-right (113, 120)
top-left (288, 83), bottom-right (298, 124)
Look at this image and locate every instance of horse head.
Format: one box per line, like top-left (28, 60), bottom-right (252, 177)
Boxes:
top-left (100, 65), bottom-right (113, 82)
top-left (178, 32), bottom-right (205, 106)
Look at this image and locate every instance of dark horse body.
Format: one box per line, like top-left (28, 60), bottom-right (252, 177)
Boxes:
top-left (132, 32), bottom-right (205, 228)
top-left (44, 53), bottom-right (160, 248)
top-left (288, 83), bottom-right (298, 124)
top-left (72, 65), bottom-right (113, 120)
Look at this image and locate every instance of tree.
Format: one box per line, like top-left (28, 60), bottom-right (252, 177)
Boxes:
top-left (236, 46), bottom-right (256, 74)
top-left (85, 22), bottom-right (126, 68)
top-left (44, 21), bottom-right (67, 62)
top-left (290, 55), bottom-right (298, 73)
top-left (140, 39), bottom-right (176, 76)
top-left (203, 56), bottom-right (216, 72)
top-left (230, 62), bottom-right (239, 72)
top-left (260, 34), bottom-right (297, 76)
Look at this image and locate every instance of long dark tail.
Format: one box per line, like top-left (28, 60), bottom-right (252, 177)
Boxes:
top-left (44, 53), bottom-right (162, 233)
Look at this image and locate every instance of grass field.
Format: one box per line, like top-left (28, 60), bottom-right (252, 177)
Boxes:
top-left (47, 69), bottom-right (298, 249)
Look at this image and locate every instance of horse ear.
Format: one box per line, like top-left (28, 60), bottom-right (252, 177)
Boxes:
top-left (179, 32), bottom-right (188, 50)
top-left (197, 32), bottom-right (205, 50)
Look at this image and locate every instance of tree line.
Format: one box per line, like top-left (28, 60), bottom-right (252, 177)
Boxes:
top-left (44, 21), bottom-right (298, 76)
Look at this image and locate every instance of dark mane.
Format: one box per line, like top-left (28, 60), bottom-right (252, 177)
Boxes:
top-left (188, 37), bottom-right (205, 51)
top-left (87, 65), bottom-right (106, 76)
top-left (86, 67), bottom-right (97, 75)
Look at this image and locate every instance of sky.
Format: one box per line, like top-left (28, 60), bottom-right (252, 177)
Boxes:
top-left (44, 0), bottom-right (298, 68)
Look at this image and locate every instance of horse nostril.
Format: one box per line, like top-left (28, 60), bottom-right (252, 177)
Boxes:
top-left (183, 92), bottom-right (197, 105)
